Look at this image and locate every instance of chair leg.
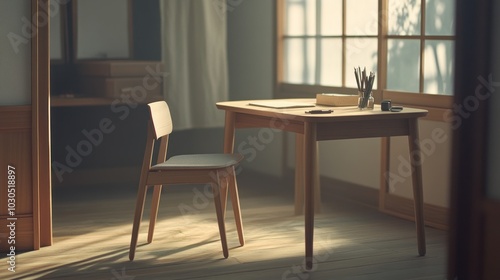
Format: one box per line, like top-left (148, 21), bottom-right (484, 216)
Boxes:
top-left (148, 184), bottom-right (163, 243)
top-left (228, 168), bottom-right (245, 246)
top-left (129, 184), bottom-right (149, 261)
top-left (220, 176), bottom-right (228, 220)
top-left (211, 182), bottom-right (229, 258)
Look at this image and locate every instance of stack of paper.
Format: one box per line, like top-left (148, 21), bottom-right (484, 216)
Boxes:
top-left (316, 93), bottom-right (358, 106)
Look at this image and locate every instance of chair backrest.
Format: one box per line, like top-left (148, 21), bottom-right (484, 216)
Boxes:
top-left (148, 101), bottom-right (173, 139)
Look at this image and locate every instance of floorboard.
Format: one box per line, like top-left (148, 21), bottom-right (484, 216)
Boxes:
top-left (3, 172), bottom-right (447, 280)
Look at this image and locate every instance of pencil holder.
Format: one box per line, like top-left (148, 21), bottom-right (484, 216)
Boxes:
top-left (354, 67), bottom-right (375, 110)
top-left (358, 91), bottom-right (374, 110)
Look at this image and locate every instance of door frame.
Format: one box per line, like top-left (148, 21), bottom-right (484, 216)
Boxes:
top-left (32, 0), bottom-right (52, 248)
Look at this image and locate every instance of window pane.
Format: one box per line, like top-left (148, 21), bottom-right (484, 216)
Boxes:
top-left (388, 0), bottom-right (422, 35)
top-left (346, 38), bottom-right (378, 88)
top-left (285, 0), bottom-right (316, 35)
top-left (425, 0), bottom-right (455, 35)
top-left (320, 0), bottom-right (342, 35)
top-left (284, 38), bottom-right (316, 84)
top-left (387, 39), bottom-right (420, 92)
top-left (424, 40), bottom-right (454, 95)
top-left (346, 0), bottom-right (378, 36)
top-left (320, 39), bottom-right (342, 86)
top-left (50, 0), bottom-right (63, 60)
top-left (76, 0), bottom-right (130, 59)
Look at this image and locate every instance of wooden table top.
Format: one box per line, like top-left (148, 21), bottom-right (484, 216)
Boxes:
top-left (217, 98), bottom-right (428, 122)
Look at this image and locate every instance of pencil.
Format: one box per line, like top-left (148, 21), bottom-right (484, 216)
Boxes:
top-left (354, 67), bottom-right (361, 92)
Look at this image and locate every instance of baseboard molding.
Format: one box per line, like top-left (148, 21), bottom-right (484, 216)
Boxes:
top-left (285, 168), bottom-right (449, 230)
top-left (381, 193), bottom-right (449, 230)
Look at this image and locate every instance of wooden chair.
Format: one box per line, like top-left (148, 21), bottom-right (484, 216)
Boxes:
top-left (129, 101), bottom-right (245, 261)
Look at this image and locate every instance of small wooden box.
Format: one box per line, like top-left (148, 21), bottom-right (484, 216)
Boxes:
top-left (76, 60), bottom-right (165, 98)
top-left (79, 77), bottom-right (163, 98)
top-left (76, 60), bottom-right (165, 77)
top-left (316, 93), bottom-right (358, 106)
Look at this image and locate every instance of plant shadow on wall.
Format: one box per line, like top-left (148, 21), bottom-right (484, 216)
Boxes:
top-left (387, 0), bottom-right (454, 94)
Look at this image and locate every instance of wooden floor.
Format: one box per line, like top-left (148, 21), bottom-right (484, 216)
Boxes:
top-left (7, 172), bottom-right (447, 280)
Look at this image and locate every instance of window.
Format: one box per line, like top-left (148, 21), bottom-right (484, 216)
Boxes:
top-left (277, 0), bottom-right (455, 113)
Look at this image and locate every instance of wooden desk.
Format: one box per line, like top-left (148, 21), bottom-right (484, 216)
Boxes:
top-left (216, 98), bottom-right (428, 270)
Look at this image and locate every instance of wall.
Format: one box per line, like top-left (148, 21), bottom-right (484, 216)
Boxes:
top-left (0, 0), bottom-right (31, 105)
top-left (227, 0), bottom-right (285, 176)
top-left (284, 136), bottom-right (381, 188)
top-left (132, 0), bottom-right (161, 60)
top-left (387, 120), bottom-right (452, 207)
top-left (227, 0), bottom-right (273, 102)
top-left (284, 120), bottom-right (452, 208)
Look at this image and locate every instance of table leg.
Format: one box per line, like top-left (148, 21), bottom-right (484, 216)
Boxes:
top-left (295, 134), bottom-right (322, 215)
top-left (223, 111), bottom-right (236, 154)
top-left (295, 134), bottom-right (305, 215)
top-left (304, 122), bottom-right (317, 270)
top-left (222, 111), bottom-right (236, 235)
top-left (408, 118), bottom-right (426, 256)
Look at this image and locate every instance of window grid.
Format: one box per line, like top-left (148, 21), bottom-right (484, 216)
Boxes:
top-left (278, 0), bottom-right (455, 108)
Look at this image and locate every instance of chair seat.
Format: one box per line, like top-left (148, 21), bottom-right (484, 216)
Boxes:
top-left (151, 153), bottom-right (243, 170)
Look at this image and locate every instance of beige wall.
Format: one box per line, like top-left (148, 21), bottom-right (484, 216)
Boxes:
top-left (388, 120), bottom-right (452, 207)
top-left (0, 0), bottom-right (31, 105)
top-left (284, 120), bottom-right (452, 208)
top-left (227, 0), bottom-right (286, 176)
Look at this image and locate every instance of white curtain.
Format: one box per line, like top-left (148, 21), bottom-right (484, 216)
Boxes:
top-left (160, 0), bottom-right (228, 130)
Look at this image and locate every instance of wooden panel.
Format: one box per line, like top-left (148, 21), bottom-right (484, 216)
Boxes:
top-left (0, 216), bottom-right (34, 252)
top-left (381, 193), bottom-right (449, 230)
top-left (0, 131), bottom-right (33, 216)
top-left (0, 106), bottom-right (31, 131)
top-left (383, 91), bottom-right (453, 109)
top-left (0, 108), bottom-right (34, 252)
top-left (381, 91), bottom-right (453, 122)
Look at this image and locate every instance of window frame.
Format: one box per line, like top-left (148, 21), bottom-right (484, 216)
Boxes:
top-left (275, 0), bottom-right (454, 122)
